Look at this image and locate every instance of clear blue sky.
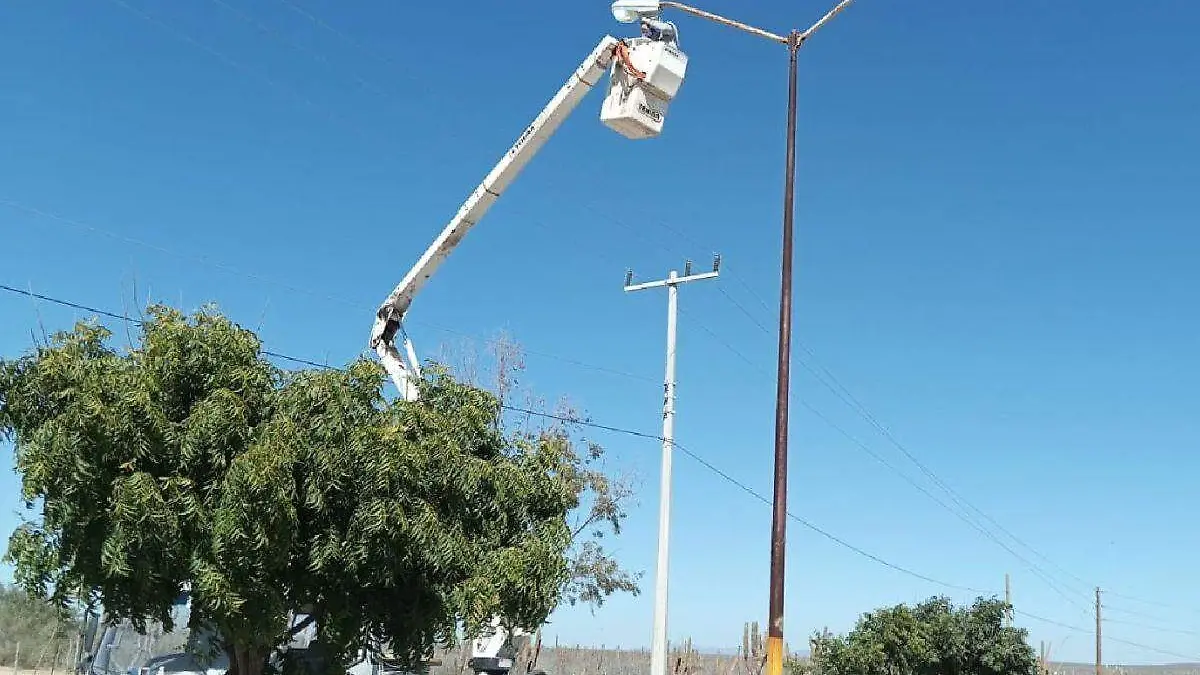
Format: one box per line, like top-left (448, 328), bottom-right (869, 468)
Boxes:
top-left (3, 0), bottom-right (1200, 665)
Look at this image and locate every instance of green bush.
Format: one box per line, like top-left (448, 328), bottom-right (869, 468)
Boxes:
top-left (786, 656), bottom-right (814, 675)
top-left (808, 596), bottom-right (1037, 675)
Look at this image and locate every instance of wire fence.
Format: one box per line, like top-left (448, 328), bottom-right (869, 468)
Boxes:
top-left (0, 586), bottom-right (79, 675)
top-left (6, 609), bottom-right (794, 675)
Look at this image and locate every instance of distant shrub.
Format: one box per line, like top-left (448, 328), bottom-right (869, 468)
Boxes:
top-left (0, 583), bottom-right (78, 669)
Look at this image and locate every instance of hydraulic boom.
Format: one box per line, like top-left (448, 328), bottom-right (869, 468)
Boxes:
top-left (366, 13), bottom-right (688, 675)
top-left (370, 30), bottom-right (688, 399)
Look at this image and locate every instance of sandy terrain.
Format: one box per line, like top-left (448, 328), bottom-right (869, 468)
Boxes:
top-left (0, 668), bottom-right (65, 675)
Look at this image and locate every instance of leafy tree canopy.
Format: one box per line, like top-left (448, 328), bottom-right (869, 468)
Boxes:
top-left (0, 306), bottom-right (637, 675)
top-left (804, 596), bottom-right (1037, 675)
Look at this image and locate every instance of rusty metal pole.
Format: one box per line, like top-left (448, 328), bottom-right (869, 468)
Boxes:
top-left (766, 28), bottom-right (801, 675)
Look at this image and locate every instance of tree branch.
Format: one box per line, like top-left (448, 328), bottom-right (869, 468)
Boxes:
top-left (571, 512), bottom-right (601, 541)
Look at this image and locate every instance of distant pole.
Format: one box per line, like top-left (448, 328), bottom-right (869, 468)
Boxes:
top-left (1095, 588), bottom-right (1102, 675)
top-left (624, 256), bottom-right (721, 675)
top-left (1005, 573), bottom-right (1012, 627)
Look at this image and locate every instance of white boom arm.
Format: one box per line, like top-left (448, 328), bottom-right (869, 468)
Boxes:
top-left (371, 27), bottom-right (688, 400)
top-left (365, 22), bottom-right (688, 673)
top-left (369, 36), bottom-right (625, 400)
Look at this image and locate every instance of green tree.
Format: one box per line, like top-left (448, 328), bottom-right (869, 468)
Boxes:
top-left (438, 333), bottom-right (641, 612)
top-left (0, 306), bottom-right (636, 675)
top-left (806, 596), bottom-right (1036, 675)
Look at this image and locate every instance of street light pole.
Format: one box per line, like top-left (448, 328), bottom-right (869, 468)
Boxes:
top-left (767, 29), bottom-right (800, 675)
top-left (612, 5), bottom-right (854, 675)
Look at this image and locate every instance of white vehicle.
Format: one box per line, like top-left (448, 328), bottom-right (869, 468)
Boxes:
top-left (87, 593), bottom-right (421, 675)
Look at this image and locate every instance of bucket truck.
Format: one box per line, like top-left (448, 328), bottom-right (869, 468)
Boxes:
top-left (369, 2), bottom-right (688, 402)
top-left (76, 25), bottom-right (689, 675)
top-left (366, 4), bottom-right (688, 674)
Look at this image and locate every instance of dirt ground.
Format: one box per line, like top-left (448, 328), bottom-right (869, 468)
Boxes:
top-left (0, 662), bottom-right (74, 672)
top-left (0, 668), bottom-right (64, 675)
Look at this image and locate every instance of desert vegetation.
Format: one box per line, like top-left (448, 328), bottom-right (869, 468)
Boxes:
top-left (2, 313), bottom-right (1193, 675)
top-left (422, 621), bottom-right (780, 675)
top-left (0, 584), bottom-right (80, 675)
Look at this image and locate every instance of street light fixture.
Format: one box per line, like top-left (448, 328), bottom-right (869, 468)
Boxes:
top-left (609, 4), bottom-right (855, 675)
top-left (610, 0), bottom-right (662, 23)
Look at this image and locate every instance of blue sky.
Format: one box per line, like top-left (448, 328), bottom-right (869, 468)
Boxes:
top-left (3, 0), bottom-right (1200, 665)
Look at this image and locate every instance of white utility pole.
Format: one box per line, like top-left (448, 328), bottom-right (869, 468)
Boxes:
top-left (623, 255), bottom-right (720, 675)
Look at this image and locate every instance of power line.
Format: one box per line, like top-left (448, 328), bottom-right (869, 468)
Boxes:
top-left (803, 351), bottom-right (1088, 599)
top-left (204, 0), bottom-right (702, 274)
top-left (92, 0), bottom-right (845, 412)
top-left (1015, 608), bottom-right (1093, 634)
top-left (103, 0), bottom-right (349, 131)
top-left (11, 282), bottom-right (1200, 663)
top-left (21, 0), bottom-right (1180, 622)
top-left (793, 396), bottom-right (1088, 605)
top-left (0, 282), bottom-right (990, 597)
top-left (716, 283), bottom-right (773, 335)
top-left (1106, 591), bottom-right (1200, 615)
top-left (667, 436), bottom-right (989, 595)
top-left (1, 198), bottom-right (349, 307)
top-left (1103, 617), bottom-right (1200, 639)
top-left (270, 0), bottom-right (424, 92)
top-left (259, 0), bottom-right (713, 268)
top-left (227, 0), bottom-right (782, 332)
top-left (675, 303), bottom-right (1092, 613)
top-left (648, 302), bottom-right (1092, 611)
top-left (677, 299), bottom-right (1032, 565)
top-left (206, 0), bottom-right (386, 98)
top-left (0, 283), bottom-right (317, 369)
top-left (107, 0), bottom-right (652, 306)
top-left (3, 198), bottom-right (656, 384)
top-left (676, 304), bottom-right (764, 375)
top-left (1105, 603), bottom-right (1200, 624)
top-left (566, 162), bottom-right (1047, 605)
top-left (604, 156), bottom-right (1100, 613)
top-left (1102, 636), bottom-right (1200, 664)
top-left (691, 305), bottom-right (1093, 607)
top-left (563, 91), bottom-right (1095, 603)
top-left (71, 3), bottom-right (720, 384)
top-left (794, 337), bottom-right (1095, 594)
top-left (1016, 610), bottom-right (1200, 663)
top-left (623, 192), bottom-right (1095, 606)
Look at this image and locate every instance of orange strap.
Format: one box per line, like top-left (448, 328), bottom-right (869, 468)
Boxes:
top-left (614, 41), bottom-right (647, 80)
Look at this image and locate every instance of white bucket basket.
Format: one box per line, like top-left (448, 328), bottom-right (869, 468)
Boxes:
top-left (600, 37), bottom-right (688, 140)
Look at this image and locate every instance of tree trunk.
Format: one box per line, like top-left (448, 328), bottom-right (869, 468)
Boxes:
top-left (226, 644), bottom-right (270, 675)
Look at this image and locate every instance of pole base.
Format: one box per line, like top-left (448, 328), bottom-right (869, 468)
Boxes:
top-left (766, 636), bottom-right (785, 675)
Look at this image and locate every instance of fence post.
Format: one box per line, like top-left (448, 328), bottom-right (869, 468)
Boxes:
top-left (49, 639), bottom-right (63, 675)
